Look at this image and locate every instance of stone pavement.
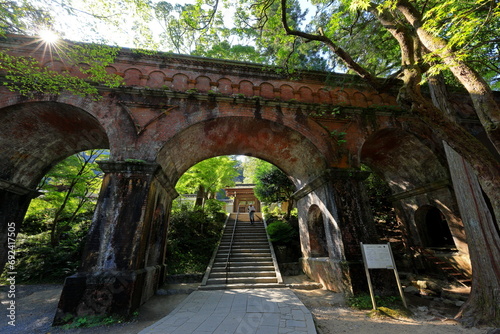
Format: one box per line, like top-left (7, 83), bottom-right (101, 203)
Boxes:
top-left (138, 288), bottom-right (317, 334)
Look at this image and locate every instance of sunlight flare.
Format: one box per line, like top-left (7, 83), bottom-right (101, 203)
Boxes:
top-left (39, 29), bottom-right (59, 44)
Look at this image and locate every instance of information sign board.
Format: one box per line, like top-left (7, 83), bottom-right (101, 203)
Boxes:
top-left (360, 242), bottom-right (407, 310)
top-left (362, 244), bottom-right (394, 269)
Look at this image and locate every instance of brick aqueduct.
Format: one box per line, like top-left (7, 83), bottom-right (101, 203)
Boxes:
top-left (0, 35), bottom-right (490, 322)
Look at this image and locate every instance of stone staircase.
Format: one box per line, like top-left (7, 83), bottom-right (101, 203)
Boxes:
top-left (199, 213), bottom-right (284, 290)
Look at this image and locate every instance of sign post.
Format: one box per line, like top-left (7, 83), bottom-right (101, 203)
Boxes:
top-left (360, 242), bottom-right (407, 310)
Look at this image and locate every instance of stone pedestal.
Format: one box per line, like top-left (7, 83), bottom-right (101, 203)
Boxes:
top-left (53, 161), bottom-right (177, 325)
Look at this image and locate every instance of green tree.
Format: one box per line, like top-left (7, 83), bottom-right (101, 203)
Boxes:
top-left (253, 161), bottom-right (296, 218)
top-left (26, 150), bottom-right (106, 247)
top-left (240, 156), bottom-right (260, 183)
top-left (176, 156), bottom-right (239, 207)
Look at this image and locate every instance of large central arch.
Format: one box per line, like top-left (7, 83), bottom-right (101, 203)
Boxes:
top-left (156, 116), bottom-right (329, 187)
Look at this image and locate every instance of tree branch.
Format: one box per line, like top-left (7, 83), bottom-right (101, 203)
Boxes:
top-left (280, 0), bottom-right (383, 91)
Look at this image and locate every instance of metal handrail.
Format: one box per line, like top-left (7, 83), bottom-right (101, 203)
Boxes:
top-left (224, 211), bottom-right (239, 284)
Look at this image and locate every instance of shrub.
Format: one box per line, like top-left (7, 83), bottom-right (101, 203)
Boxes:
top-left (266, 221), bottom-right (296, 245)
top-left (166, 206), bottom-right (226, 274)
top-left (1, 219), bottom-right (90, 284)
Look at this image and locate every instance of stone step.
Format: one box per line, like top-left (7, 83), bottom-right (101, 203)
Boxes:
top-left (218, 245), bottom-right (269, 250)
top-left (221, 236), bottom-right (268, 241)
top-left (200, 215), bottom-right (282, 290)
top-left (212, 261), bottom-right (274, 268)
top-left (205, 277), bottom-right (279, 285)
top-left (216, 254), bottom-right (271, 260)
top-left (216, 251), bottom-right (271, 257)
top-left (220, 241), bottom-right (268, 245)
top-left (198, 283), bottom-right (286, 290)
top-left (225, 235), bottom-right (267, 239)
top-left (215, 254), bottom-right (272, 263)
top-left (209, 271), bottom-right (276, 278)
top-left (210, 265), bottom-right (276, 272)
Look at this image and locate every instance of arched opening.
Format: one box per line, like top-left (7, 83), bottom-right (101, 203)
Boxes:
top-left (4, 150), bottom-right (107, 282)
top-left (415, 205), bottom-right (455, 249)
top-left (0, 101), bottom-right (109, 188)
top-left (0, 101), bottom-right (110, 279)
top-left (307, 205), bottom-right (328, 257)
top-left (156, 117), bottom-right (328, 278)
top-left (155, 116), bottom-right (329, 188)
top-left (359, 128), bottom-right (462, 269)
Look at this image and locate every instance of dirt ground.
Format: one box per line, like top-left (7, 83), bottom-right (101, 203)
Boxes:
top-left (0, 275), bottom-right (497, 334)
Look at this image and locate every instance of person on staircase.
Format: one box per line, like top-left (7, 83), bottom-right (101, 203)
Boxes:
top-left (248, 204), bottom-right (256, 224)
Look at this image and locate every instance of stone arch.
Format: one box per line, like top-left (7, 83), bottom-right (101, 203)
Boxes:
top-left (0, 99), bottom-right (111, 285)
top-left (123, 68), bottom-right (143, 86)
top-left (105, 65), bottom-right (118, 75)
top-left (359, 128), bottom-right (466, 268)
top-left (280, 84), bottom-right (294, 100)
top-left (156, 116), bottom-right (329, 187)
top-left (146, 70), bottom-right (167, 88)
top-left (171, 73), bottom-right (189, 91)
top-left (260, 82), bottom-right (275, 99)
top-left (239, 80), bottom-right (254, 97)
top-left (0, 101), bottom-right (110, 189)
top-left (352, 92), bottom-right (368, 108)
top-left (307, 205), bottom-right (328, 257)
top-left (318, 89), bottom-right (332, 104)
top-left (359, 128), bottom-right (448, 194)
top-left (298, 86), bottom-right (314, 103)
top-left (415, 205), bottom-right (455, 248)
top-left (195, 76), bottom-right (211, 92)
top-left (370, 93), bottom-right (384, 106)
top-left (43, 60), bottom-right (66, 72)
top-left (217, 78), bottom-right (233, 95)
top-left (332, 89), bottom-right (350, 105)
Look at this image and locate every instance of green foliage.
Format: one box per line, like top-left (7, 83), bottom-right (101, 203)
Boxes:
top-left (240, 156), bottom-right (260, 183)
top-left (347, 294), bottom-right (403, 310)
top-left (166, 204), bottom-right (226, 274)
top-left (0, 43), bottom-right (122, 99)
top-left (266, 220), bottom-right (297, 245)
top-left (25, 150), bottom-right (106, 246)
top-left (1, 219), bottom-right (91, 284)
top-left (0, 150), bottom-right (106, 284)
top-left (0, 1), bottom-right (53, 36)
top-left (59, 313), bottom-right (128, 329)
top-left (329, 130), bottom-right (347, 145)
top-left (176, 156), bottom-right (239, 207)
top-left (361, 164), bottom-right (396, 225)
top-left (253, 161), bottom-right (295, 204)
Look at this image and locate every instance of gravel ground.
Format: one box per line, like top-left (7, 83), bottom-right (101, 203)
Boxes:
top-left (0, 284), bottom-right (189, 334)
top-left (0, 276), bottom-right (497, 334)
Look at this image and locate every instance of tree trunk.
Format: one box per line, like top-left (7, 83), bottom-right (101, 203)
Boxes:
top-left (195, 185), bottom-right (205, 207)
top-left (396, 0), bottom-right (500, 153)
top-left (444, 144), bottom-right (500, 327)
top-left (429, 73), bottom-right (500, 327)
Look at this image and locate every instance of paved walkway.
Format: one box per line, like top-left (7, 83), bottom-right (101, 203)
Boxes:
top-left (138, 288), bottom-right (317, 334)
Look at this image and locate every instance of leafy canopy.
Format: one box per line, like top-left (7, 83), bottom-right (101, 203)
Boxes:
top-left (253, 160), bottom-right (295, 204)
top-left (175, 156), bottom-right (239, 197)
